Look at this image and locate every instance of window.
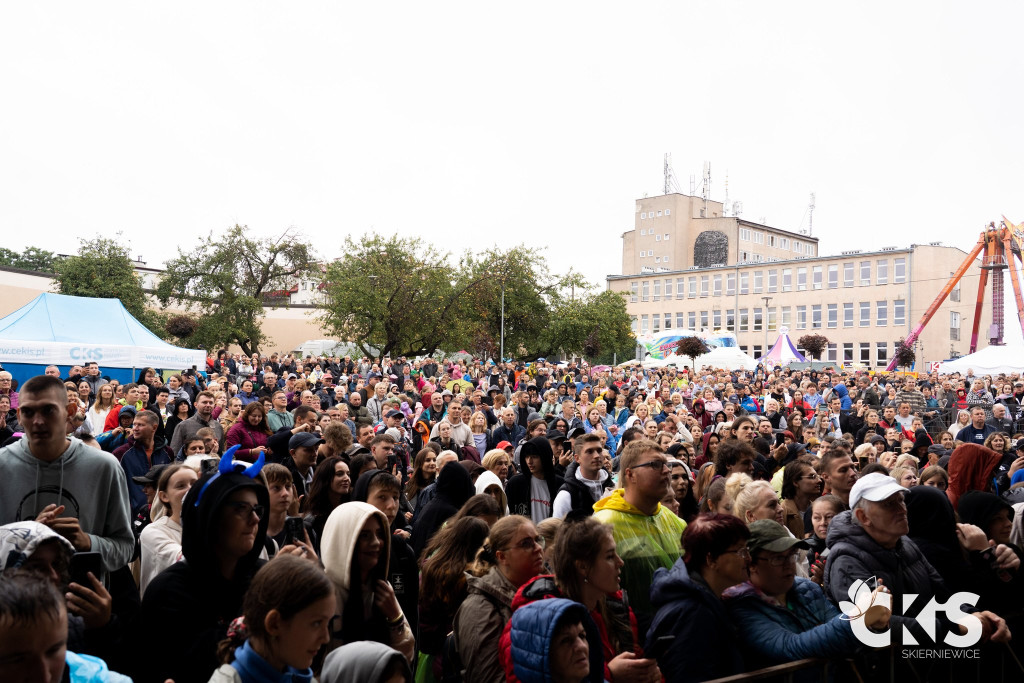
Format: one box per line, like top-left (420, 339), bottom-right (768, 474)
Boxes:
top-left (656, 234), bottom-right (661, 241)
top-left (655, 257), bottom-right (660, 263)
top-left (797, 267), bottom-right (807, 291)
top-left (782, 268), bottom-right (792, 292)
top-left (860, 343), bottom-right (871, 364)
top-left (843, 302), bottom-right (853, 328)
top-left (630, 317), bottom-right (638, 334)
top-left (811, 304), bottom-right (822, 329)
top-left (700, 276), bottom-right (709, 297)
top-left (860, 302), bottom-right (870, 327)
top-left (664, 313), bottom-right (672, 330)
top-left (812, 266), bottom-right (823, 290)
top-left (713, 310), bottom-right (722, 328)
top-left (876, 342), bottom-right (888, 367)
top-left (713, 275), bottom-right (722, 296)
top-left (894, 257), bottom-right (906, 283)
top-left (877, 300), bottom-right (887, 327)
top-left (827, 343), bottom-right (837, 362)
top-left (794, 240), bottom-right (802, 253)
top-left (753, 345), bottom-right (762, 358)
top-left (740, 272), bottom-right (749, 294)
top-left (767, 307), bottom-right (777, 331)
top-left (753, 307), bottom-right (763, 331)
top-left (641, 315), bottom-right (649, 334)
top-left (676, 313), bottom-right (684, 329)
top-left (657, 210), bottom-right (662, 217)
top-left (860, 261), bottom-right (871, 286)
top-left (653, 280), bottom-right (661, 301)
top-left (950, 311), bottom-right (960, 341)
top-left (827, 304), bottom-right (837, 328)
top-left (664, 233), bottom-right (670, 240)
top-left (740, 308), bottom-right (749, 332)
top-left (664, 279), bottom-right (673, 299)
top-left (828, 264), bottom-right (838, 289)
top-left (630, 282), bottom-right (638, 303)
top-left (951, 278), bottom-right (960, 302)
top-left (640, 229), bottom-right (646, 235)
top-left (894, 299), bottom-right (905, 326)
top-left (688, 277), bottom-right (697, 298)
top-left (726, 309), bottom-right (735, 331)
top-left (806, 244), bottom-right (815, 256)
top-left (641, 213), bottom-right (646, 219)
top-left (740, 228), bottom-right (751, 241)
top-left (877, 259), bottom-right (888, 285)
top-left (726, 273), bottom-right (736, 295)
top-left (843, 263), bottom-right (854, 287)
top-left (753, 271), bottom-right (763, 293)
top-left (767, 235), bottom-right (777, 247)
top-left (700, 311), bottom-right (709, 329)
top-left (843, 343), bottom-right (854, 362)
top-left (653, 314), bottom-right (660, 333)
top-left (641, 281), bottom-right (649, 302)
top-left (665, 209), bottom-right (671, 216)
top-left (754, 231), bottom-right (764, 244)
top-left (781, 306), bottom-right (791, 326)
top-left (768, 269), bottom-right (778, 293)
top-left (796, 305), bottom-right (807, 329)
top-left (687, 312), bottom-right (696, 329)
top-left (781, 238), bottom-right (790, 249)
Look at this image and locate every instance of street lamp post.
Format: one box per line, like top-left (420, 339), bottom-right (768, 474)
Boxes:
top-left (761, 296), bottom-right (773, 359)
top-left (500, 282), bottom-right (505, 362)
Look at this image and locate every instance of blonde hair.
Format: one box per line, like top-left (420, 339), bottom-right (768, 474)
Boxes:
top-left (893, 454), bottom-right (919, 472)
top-left (724, 472), bottom-right (752, 504)
top-left (482, 449), bottom-right (510, 472)
top-left (733, 479), bottom-right (777, 522)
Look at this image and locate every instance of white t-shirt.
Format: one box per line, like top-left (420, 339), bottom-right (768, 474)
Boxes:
top-left (530, 476), bottom-right (551, 524)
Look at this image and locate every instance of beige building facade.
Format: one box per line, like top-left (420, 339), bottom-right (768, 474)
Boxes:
top-left (609, 193), bottom-right (995, 369)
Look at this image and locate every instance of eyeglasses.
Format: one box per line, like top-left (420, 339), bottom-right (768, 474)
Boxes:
top-left (801, 473), bottom-right (820, 481)
top-left (225, 502), bottom-right (265, 519)
top-left (505, 535), bottom-right (544, 551)
top-left (722, 547), bottom-right (751, 560)
top-left (758, 551), bottom-right (799, 567)
top-left (630, 460), bottom-right (669, 473)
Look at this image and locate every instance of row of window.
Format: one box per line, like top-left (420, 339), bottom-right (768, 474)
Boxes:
top-left (639, 230), bottom-right (671, 239)
top-left (640, 209), bottom-right (671, 219)
top-left (629, 258), bottom-right (908, 301)
top-left (638, 251), bottom-right (669, 263)
top-left (739, 228), bottom-right (816, 256)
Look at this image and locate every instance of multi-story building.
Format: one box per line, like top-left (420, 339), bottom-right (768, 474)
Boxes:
top-left (608, 192), bottom-right (994, 369)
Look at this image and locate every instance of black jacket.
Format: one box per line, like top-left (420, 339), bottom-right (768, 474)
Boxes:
top-left (410, 461), bottom-right (475, 558)
top-left (505, 436), bottom-right (563, 520)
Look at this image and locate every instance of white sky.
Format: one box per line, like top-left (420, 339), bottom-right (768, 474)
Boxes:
top-left (2, 1), bottom-right (1024, 298)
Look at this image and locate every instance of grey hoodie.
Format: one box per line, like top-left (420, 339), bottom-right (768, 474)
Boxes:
top-left (320, 641), bottom-right (412, 683)
top-left (0, 437), bottom-right (133, 572)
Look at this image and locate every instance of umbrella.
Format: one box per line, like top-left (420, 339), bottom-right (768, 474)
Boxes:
top-left (446, 379), bottom-right (474, 394)
top-left (591, 365), bottom-right (612, 373)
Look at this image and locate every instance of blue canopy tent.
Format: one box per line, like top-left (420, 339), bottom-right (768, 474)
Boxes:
top-left (0, 293), bottom-right (207, 385)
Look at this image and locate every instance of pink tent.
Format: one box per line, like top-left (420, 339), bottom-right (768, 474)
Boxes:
top-left (758, 327), bottom-right (807, 366)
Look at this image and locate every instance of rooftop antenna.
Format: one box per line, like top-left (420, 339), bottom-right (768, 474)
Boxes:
top-left (808, 192), bottom-right (816, 236)
top-left (664, 153), bottom-right (671, 195)
top-left (723, 173), bottom-right (730, 217)
top-left (689, 174), bottom-right (696, 196)
top-left (701, 162), bottom-right (711, 217)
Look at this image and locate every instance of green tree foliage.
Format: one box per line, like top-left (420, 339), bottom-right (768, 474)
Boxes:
top-left (319, 234), bottom-right (472, 358)
top-left (156, 225), bottom-right (317, 355)
top-left (318, 235), bottom-right (635, 360)
top-left (797, 334), bottom-right (830, 361)
top-left (0, 246), bottom-right (58, 272)
top-left (52, 235), bottom-right (166, 335)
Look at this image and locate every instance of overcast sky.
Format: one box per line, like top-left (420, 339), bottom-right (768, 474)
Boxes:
top-left (2, 1), bottom-right (1023, 296)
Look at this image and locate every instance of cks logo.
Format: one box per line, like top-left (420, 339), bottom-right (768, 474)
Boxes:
top-left (69, 347), bottom-right (103, 361)
top-left (839, 579), bottom-right (983, 647)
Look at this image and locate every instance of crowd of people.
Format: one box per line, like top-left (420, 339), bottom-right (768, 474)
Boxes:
top-left (1, 352), bottom-right (1024, 682)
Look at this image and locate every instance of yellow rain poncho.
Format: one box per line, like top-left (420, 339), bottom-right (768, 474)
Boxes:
top-left (593, 489), bottom-right (686, 631)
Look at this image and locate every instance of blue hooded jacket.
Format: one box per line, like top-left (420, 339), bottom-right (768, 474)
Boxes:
top-left (509, 598), bottom-right (604, 683)
top-left (723, 577), bottom-right (859, 669)
top-left (833, 384), bottom-right (852, 411)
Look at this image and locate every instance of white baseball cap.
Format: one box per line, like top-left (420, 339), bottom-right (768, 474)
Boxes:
top-left (849, 472), bottom-right (908, 509)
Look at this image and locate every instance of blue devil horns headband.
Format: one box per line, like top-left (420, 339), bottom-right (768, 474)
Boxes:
top-left (193, 445), bottom-right (266, 508)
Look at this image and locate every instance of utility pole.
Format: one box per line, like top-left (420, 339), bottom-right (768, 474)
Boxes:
top-left (761, 296), bottom-right (773, 358)
top-left (500, 282), bottom-right (505, 362)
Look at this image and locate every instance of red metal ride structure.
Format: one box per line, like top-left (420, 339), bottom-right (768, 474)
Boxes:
top-left (885, 218), bottom-right (1024, 372)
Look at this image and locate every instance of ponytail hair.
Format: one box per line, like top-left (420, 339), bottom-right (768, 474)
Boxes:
top-left (468, 515), bottom-right (530, 577)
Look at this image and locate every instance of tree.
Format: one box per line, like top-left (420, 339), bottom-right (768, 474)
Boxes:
top-left (156, 225), bottom-right (317, 355)
top-left (797, 334), bottom-right (830, 361)
top-left (895, 338), bottom-right (916, 371)
top-left (52, 235), bottom-right (166, 336)
top-left (535, 290), bottom-right (635, 361)
top-left (0, 246), bottom-right (57, 272)
top-left (676, 336), bottom-right (710, 370)
top-left (319, 234), bottom-right (471, 358)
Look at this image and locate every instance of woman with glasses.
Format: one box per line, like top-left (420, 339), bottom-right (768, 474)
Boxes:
top-left (453, 515), bottom-right (546, 683)
top-left (647, 514), bottom-right (751, 682)
top-left (780, 458), bottom-right (820, 538)
top-left (141, 452), bottom-right (273, 683)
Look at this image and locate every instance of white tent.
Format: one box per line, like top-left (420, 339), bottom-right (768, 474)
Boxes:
top-left (693, 345), bottom-right (760, 371)
top-left (936, 344), bottom-right (1024, 375)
